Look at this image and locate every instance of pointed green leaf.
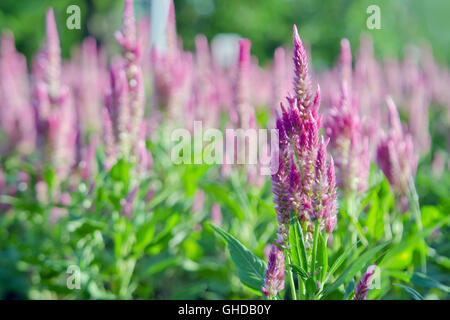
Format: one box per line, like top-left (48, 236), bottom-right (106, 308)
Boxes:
top-left (323, 242), bottom-right (389, 297)
top-left (210, 224), bottom-right (267, 293)
top-left (289, 264), bottom-right (309, 280)
top-left (394, 284), bottom-right (424, 300)
top-left (318, 232), bottom-right (328, 283)
top-left (410, 273), bottom-right (450, 293)
top-left (324, 243), bottom-right (358, 284)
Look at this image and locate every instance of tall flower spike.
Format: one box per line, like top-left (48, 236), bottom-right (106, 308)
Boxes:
top-left (0, 32), bottom-right (36, 154)
top-left (261, 244), bottom-right (285, 300)
top-left (325, 59), bottom-right (370, 195)
top-left (354, 264), bottom-right (376, 300)
top-left (270, 25), bottom-right (338, 244)
top-left (114, 0), bottom-right (145, 163)
top-left (45, 8), bottom-right (61, 99)
top-left (376, 96), bottom-right (417, 198)
top-left (233, 38), bottom-right (252, 129)
top-left (271, 112), bottom-right (291, 246)
top-left (339, 38), bottom-right (352, 90)
top-left (292, 25), bottom-right (313, 111)
top-left (115, 0), bottom-right (139, 56)
top-left (33, 9), bottom-right (77, 181)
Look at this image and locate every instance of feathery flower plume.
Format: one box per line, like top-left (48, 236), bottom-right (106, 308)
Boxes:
top-left (0, 32), bottom-right (36, 154)
top-left (233, 38), bottom-right (253, 129)
top-left (292, 25), bottom-right (314, 111)
top-left (339, 38), bottom-right (352, 91)
top-left (353, 36), bottom-right (383, 153)
top-left (325, 41), bottom-right (369, 195)
top-left (114, 0), bottom-right (145, 160)
top-left (408, 78), bottom-right (431, 156)
top-left (354, 264), bottom-right (376, 300)
top-left (78, 37), bottom-right (106, 134)
top-left (261, 244), bottom-right (285, 299)
top-left (376, 97), bottom-right (417, 198)
top-left (106, 58), bottom-right (130, 159)
top-left (44, 9), bottom-right (61, 100)
top-left (271, 25), bottom-right (338, 249)
top-left (271, 115), bottom-right (291, 246)
top-left (33, 9), bottom-right (77, 181)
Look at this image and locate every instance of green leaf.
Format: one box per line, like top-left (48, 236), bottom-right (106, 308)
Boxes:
top-left (317, 232), bottom-right (328, 283)
top-left (394, 284), bottom-right (424, 300)
top-left (43, 166), bottom-right (56, 189)
top-left (289, 214), bottom-right (307, 272)
top-left (210, 224), bottom-right (267, 293)
top-left (133, 220), bottom-right (156, 253)
top-left (110, 158), bottom-right (130, 185)
top-left (289, 264), bottom-right (309, 280)
top-left (324, 243), bottom-right (357, 284)
top-left (410, 273), bottom-right (450, 293)
top-left (67, 218), bottom-right (105, 237)
top-left (380, 218), bottom-right (450, 267)
top-left (323, 242), bottom-right (389, 297)
top-left (310, 220), bottom-right (320, 282)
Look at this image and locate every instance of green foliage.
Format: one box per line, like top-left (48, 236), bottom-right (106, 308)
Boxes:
top-left (210, 224), bottom-right (266, 293)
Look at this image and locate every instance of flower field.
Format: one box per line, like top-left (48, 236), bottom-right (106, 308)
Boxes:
top-left (0, 0), bottom-right (449, 300)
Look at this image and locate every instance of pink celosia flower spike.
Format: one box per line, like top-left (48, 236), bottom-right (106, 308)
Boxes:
top-left (292, 25), bottom-right (313, 111)
top-left (115, 0), bottom-right (138, 55)
top-left (339, 38), bottom-right (352, 89)
top-left (45, 8), bottom-right (61, 99)
top-left (271, 112), bottom-right (291, 247)
top-left (0, 32), bottom-right (36, 154)
top-left (376, 97), bottom-right (417, 205)
top-left (262, 244), bottom-right (285, 300)
top-left (325, 55), bottom-right (370, 195)
top-left (32, 9), bottom-right (77, 182)
top-left (270, 25), bottom-right (338, 246)
top-left (233, 38), bottom-right (253, 129)
top-left (112, 0), bottom-right (146, 164)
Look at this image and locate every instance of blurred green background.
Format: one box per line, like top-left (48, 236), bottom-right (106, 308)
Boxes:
top-left (1, 0), bottom-right (449, 69)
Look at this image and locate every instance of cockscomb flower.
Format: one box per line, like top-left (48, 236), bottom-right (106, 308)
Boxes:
top-left (0, 32), bottom-right (36, 154)
top-left (408, 77), bottom-right (431, 156)
top-left (78, 37), bottom-right (107, 135)
top-left (262, 244), bottom-right (285, 300)
top-left (292, 25), bottom-right (314, 111)
top-left (114, 0), bottom-right (145, 160)
top-left (325, 40), bottom-right (370, 195)
top-left (232, 38), bottom-right (253, 129)
top-left (271, 25), bottom-right (338, 246)
top-left (33, 9), bottom-right (77, 181)
top-left (106, 58), bottom-right (130, 159)
top-left (43, 8), bottom-right (61, 100)
top-left (354, 264), bottom-right (376, 300)
top-left (376, 97), bottom-right (417, 199)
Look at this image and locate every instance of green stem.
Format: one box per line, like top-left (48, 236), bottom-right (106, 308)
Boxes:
top-left (311, 220), bottom-right (320, 282)
top-left (287, 255), bottom-right (298, 300)
top-left (407, 178), bottom-right (427, 273)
